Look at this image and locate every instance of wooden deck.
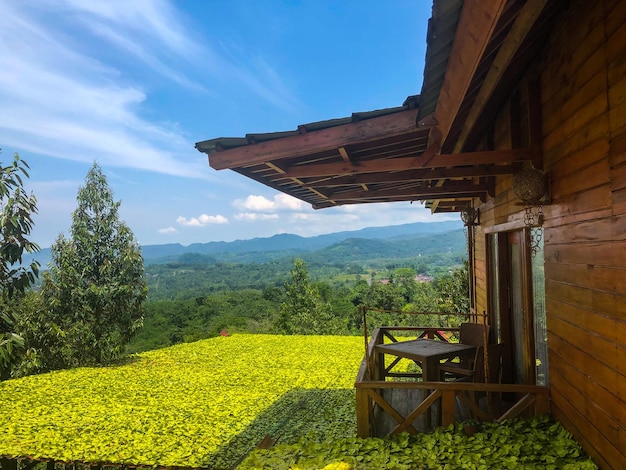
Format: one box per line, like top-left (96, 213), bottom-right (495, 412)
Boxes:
top-left (355, 326), bottom-right (550, 438)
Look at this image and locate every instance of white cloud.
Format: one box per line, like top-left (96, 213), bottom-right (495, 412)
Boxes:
top-left (158, 226), bottom-right (178, 234)
top-left (275, 193), bottom-right (306, 210)
top-left (176, 214), bottom-right (228, 227)
top-left (234, 213), bottom-right (280, 222)
top-left (234, 195), bottom-right (275, 211)
top-left (233, 193), bottom-right (306, 212)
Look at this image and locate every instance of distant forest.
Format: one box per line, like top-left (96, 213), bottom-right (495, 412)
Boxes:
top-left (129, 228), bottom-right (469, 353)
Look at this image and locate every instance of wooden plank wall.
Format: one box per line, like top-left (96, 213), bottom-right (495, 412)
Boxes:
top-left (472, 1), bottom-right (626, 468)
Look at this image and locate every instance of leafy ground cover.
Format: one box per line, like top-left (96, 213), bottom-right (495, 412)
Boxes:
top-left (0, 334), bottom-right (364, 468)
top-left (0, 334), bottom-right (596, 469)
top-left (240, 415), bottom-right (597, 469)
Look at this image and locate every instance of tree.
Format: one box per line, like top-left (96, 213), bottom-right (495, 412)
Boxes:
top-left (435, 260), bottom-right (470, 315)
top-left (0, 153), bottom-right (39, 378)
top-left (40, 162), bottom-right (147, 367)
top-left (392, 267), bottom-right (418, 303)
top-left (0, 153), bottom-right (39, 297)
top-left (276, 258), bottom-right (344, 335)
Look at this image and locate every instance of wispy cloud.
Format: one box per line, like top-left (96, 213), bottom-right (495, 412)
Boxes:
top-left (158, 226), bottom-right (178, 235)
top-left (234, 213), bottom-right (280, 222)
top-left (0, 1), bottom-right (300, 179)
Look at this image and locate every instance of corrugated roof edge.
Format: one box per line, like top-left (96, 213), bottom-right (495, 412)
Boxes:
top-left (195, 95), bottom-right (420, 154)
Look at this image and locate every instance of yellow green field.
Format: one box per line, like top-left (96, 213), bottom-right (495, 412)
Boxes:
top-left (0, 334), bottom-right (364, 468)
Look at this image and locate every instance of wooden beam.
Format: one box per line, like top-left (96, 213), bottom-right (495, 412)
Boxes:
top-left (528, 77), bottom-right (543, 170)
top-left (453, 0), bottom-right (549, 153)
top-left (304, 165), bottom-right (516, 188)
top-left (329, 184), bottom-right (492, 202)
top-left (329, 180), bottom-right (491, 199)
top-left (206, 108), bottom-right (422, 170)
top-left (330, 192), bottom-right (489, 204)
top-left (265, 162), bottom-right (286, 174)
top-left (338, 147), bottom-right (351, 162)
top-left (435, 0), bottom-right (508, 148)
top-left (284, 149), bottom-right (531, 178)
top-left (497, 393), bottom-right (536, 422)
top-left (392, 390), bottom-right (441, 435)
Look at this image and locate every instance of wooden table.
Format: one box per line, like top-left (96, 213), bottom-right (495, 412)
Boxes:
top-left (375, 338), bottom-right (476, 381)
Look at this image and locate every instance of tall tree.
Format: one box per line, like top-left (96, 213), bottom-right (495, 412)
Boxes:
top-left (40, 162), bottom-right (147, 367)
top-left (277, 258), bottom-right (344, 335)
top-left (0, 153), bottom-right (39, 378)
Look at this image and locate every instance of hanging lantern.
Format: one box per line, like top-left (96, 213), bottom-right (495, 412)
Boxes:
top-left (512, 165), bottom-right (547, 257)
top-left (459, 206), bottom-right (479, 227)
top-left (513, 166), bottom-right (546, 205)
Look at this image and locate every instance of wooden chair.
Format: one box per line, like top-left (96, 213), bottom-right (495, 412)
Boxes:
top-left (459, 322), bottom-right (490, 347)
top-left (441, 322), bottom-right (490, 370)
top-left (439, 343), bottom-right (503, 383)
top-left (440, 343), bottom-right (504, 420)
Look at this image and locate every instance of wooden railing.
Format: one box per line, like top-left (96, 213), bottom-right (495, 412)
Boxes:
top-left (355, 326), bottom-right (551, 438)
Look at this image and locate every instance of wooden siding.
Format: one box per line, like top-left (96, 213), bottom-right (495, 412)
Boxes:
top-left (472, 1), bottom-right (626, 468)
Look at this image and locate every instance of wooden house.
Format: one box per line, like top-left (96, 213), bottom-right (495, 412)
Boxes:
top-left (196, 1), bottom-right (626, 467)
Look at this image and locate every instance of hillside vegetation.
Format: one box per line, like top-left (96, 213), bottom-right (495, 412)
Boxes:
top-left (143, 229), bottom-right (466, 299)
top-left (124, 225), bottom-right (468, 353)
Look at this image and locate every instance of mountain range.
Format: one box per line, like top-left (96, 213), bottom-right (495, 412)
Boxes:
top-left (24, 220), bottom-right (464, 267)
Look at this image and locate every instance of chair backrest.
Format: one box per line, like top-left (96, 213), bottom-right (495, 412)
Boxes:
top-left (459, 322), bottom-right (490, 347)
top-left (472, 343), bottom-right (503, 383)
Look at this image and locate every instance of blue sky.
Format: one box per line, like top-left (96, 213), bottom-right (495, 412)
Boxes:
top-left (1, 0), bottom-right (456, 248)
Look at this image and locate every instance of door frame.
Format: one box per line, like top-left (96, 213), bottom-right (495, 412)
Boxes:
top-left (486, 228), bottom-right (537, 385)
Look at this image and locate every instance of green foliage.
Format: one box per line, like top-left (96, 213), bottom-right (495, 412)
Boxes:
top-left (277, 259), bottom-right (347, 335)
top-left (0, 309), bottom-right (24, 380)
top-left (132, 260), bottom-right (471, 352)
top-left (0, 153), bottom-right (39, 378)
top-left (36, 163), bottom-right (147, 368)
top-left (0, 153), bottom-right (40, 298)
top-left (434, 259), bottom-right (470, 315)
top-left (0, 334), bottom-right (364, 469)
top-left (127, 289), bottom-right (279, 352)
top-left (240, 415), bottom-right (597, 470)
top-left (141, 230), bottom-right (467, 302)
top-left (2, 293), bottom-right (43, 379)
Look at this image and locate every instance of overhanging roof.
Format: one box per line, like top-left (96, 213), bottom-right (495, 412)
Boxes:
top-left (195, 0), bottom-right (562, 213)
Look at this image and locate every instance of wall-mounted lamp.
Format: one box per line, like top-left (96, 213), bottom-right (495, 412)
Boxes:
top-left (512, 164), bottom-right (547, 256)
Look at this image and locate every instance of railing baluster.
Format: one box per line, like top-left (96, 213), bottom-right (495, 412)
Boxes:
top-left (441, 389), bottom-right (456, 426)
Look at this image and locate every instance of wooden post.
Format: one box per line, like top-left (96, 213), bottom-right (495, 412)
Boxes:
top-left (441, 390), bottom-right (457, 426)
top-left (355, 388), bottom-right (371, 437)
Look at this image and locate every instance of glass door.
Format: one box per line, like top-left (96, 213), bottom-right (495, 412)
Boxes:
top-left (487, 229), bottom-right (547, 385)
top-left (507, 231), bottom-right (533, 384)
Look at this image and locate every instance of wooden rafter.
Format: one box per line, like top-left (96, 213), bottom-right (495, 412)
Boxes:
top-left (285, 149), bottom-right (531, 179)
top-left (328, 181), bottom-right (492, 201)
top-left (303, 165), bottom-right (516, 188)
top-left (338, 147), bottom-right (351, 162)
top-left (434, 0), bottom-right (508, 148)
top-left (453, 0), bottom-right (550, 153)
